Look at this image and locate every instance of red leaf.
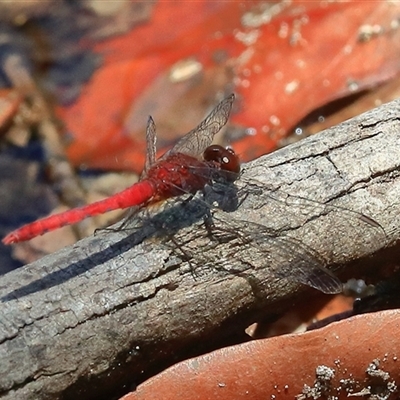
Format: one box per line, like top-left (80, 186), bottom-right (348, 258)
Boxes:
top-left (57, 0), bottom-right (400, 171)
top-left (123, 309), bottom-right (400, 400)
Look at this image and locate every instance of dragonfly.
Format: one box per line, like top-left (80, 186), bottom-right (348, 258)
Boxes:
top-left (3, 93), bottom-right (384, 296)
top-left (2, 94), bottom-right (240, 245)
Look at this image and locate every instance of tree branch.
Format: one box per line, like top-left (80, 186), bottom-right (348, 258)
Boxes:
top-left (2, 98), bottom-right (400, 400)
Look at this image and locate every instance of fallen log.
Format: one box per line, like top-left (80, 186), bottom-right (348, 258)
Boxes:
top-left (1, 98), bottom-right (400, 400)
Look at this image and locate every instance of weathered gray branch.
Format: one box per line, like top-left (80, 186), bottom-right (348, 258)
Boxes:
top-left (2, 98), bottom-right (400, 400)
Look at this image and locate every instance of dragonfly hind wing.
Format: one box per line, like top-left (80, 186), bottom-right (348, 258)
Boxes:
top-left (269, 234), bottom-right (343, 294)
top-left (142, 116), bottom-right (157, 177)
top-left (211, 216), bottom-right (343, 295)
top-left (284, 264), bottom-right (343, 294)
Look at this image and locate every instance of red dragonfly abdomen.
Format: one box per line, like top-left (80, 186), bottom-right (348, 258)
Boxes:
top-left (2, 180), bottom-right (156, 244)
top-left (2, 154), bottom-right (216, 244)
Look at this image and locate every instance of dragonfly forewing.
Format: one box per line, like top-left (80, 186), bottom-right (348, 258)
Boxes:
top-left (163, 94), bottom-right (235, 159)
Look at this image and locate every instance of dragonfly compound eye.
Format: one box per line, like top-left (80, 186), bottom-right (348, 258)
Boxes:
top-left (203, 144), bottom-right (241, 181)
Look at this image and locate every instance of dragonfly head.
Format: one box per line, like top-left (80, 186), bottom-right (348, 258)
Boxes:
top-left (203, 144), bottom-right (240, 182)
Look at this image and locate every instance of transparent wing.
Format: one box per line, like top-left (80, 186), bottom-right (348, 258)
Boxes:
top-left (238, 178), bottom-right (387, 241)
top-left (210, 216), bottom-right (343, 294)
top-left (164, 175), bottom-right (384, 295)
top-left (142, 116), bottom-right (157, 177)
top-left (269, 234), bottom-right (343, 294)
top-left (162, 94), bottom-right (235, 159)
top-left (219, 178), bottom-right (387, 293)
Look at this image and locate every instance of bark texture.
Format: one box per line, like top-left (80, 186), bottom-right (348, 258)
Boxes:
top-left (1, 98), bottom-right (400, 400)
